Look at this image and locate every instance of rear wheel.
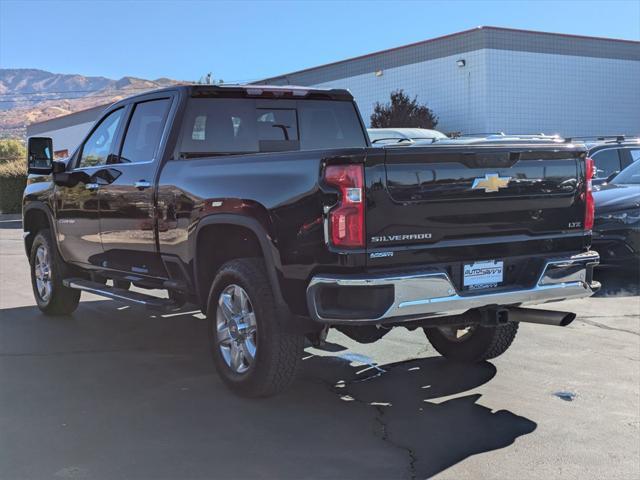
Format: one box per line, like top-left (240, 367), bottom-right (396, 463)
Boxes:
top-left (29, 229), bottom-right (80, 315)
top-left (424, 322), bottom-right (519, 362)
top-left (207, 258), bottom-right (304, 397)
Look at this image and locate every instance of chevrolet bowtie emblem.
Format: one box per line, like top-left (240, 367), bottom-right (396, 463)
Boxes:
top-left (471, 173), bottom-right (511, 193)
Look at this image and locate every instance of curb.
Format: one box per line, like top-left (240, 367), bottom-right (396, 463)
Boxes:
top-left (0, 213), bottom-right (22, 223)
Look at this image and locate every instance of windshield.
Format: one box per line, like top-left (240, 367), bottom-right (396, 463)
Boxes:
top-left (367, 128), bottom-right (446, 143)
top-left (367, 130), bottom-right (390, 141)
top-left (611, 161), bottom-right (640, 185)
top-left (179, 98), bottom-right (367, 156)
top-left (367, 131), bottom-right (409, 144)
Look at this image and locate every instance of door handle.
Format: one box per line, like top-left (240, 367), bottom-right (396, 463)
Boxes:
top-left (134, 180), bottom-right (151, 190)
top-left (85, 183), bottom-right (100, 191)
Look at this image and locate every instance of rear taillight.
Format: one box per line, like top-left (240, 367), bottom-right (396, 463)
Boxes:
top-left (324, 164), bottom-right (364, 248)
top-left (584, 157), bottom-right (595, 230)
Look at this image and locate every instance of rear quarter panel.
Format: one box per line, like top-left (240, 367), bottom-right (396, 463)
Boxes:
top-left (156, 148), bottom-right (368, 314)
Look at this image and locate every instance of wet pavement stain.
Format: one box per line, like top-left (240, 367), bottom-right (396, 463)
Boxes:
top-left (554, 391), bottom-right (577, 402)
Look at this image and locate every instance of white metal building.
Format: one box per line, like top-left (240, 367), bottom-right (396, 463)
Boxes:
top-left (258, 26), bottom-right (640, 136)
top-left (26, 104), bottom-right (109, 157)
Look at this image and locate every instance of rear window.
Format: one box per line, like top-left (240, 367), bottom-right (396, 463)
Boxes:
top-left (298, 100), bottom-right (367, 150)
top-left (178, 98), bottom-right (366, 156)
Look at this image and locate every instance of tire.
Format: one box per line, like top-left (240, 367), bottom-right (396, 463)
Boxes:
top-left (424, 322), bottom-right (519, 363)
top-left (207, 258), bottom-right (304, 397)
top-left (113, 279), bottom-right (131, 290)
top-left (29, 229), bottom-right (81, 315)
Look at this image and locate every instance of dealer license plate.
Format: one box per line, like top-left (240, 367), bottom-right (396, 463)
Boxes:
top-left (463, 260), bottom-right (504, 289)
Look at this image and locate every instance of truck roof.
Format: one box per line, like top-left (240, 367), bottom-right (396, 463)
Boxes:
top-left (115, 84), bottom-right (354, 104)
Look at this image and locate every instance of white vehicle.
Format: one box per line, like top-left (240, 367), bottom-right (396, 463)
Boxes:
top-left (434, 132), bottom-right (565, 145)
top-left (367, 127), bottom-right (447, 146)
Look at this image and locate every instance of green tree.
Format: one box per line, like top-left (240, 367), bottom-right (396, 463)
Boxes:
top-left (0, 141), bottom-right (27, 213)
top-left (0, 138), bottom-right (26, 164)
top-left (370, 90), bottom-right (438, 129)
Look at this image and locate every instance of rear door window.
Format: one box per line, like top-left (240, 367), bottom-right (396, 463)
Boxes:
top-left (117, 98), bottom-right (171, 163)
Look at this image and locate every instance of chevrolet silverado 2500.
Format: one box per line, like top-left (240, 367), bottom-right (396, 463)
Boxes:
top-left (24, 85), bottom-right (600, 397)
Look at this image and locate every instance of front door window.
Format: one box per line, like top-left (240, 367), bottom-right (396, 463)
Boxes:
top-left (78, 108), bottom-right (124, 168)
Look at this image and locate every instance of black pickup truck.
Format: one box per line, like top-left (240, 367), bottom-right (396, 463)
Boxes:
top-left (24, 85), bottom-right (600, 397)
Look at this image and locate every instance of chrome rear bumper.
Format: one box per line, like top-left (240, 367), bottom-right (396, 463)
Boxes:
top-left (306, 251), bottom-right (600, 324)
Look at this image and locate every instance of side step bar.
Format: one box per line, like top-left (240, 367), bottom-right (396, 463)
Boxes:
top-left (62, 278), bottom-right (178, 311)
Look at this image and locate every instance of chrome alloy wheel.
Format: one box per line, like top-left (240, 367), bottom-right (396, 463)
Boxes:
top-left (34, 244), bottom-right (52, 302)
top-left (216, 284), bottom-right (257, 374)
top-left (437, 325), bottom-right (476, 342)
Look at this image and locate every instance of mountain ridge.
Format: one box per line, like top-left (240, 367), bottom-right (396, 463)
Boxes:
top-left (0, 68), bottom-right (182, 138)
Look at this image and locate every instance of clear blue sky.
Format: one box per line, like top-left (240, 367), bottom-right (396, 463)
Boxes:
top-left (1, 0), bottom-right (639, 82)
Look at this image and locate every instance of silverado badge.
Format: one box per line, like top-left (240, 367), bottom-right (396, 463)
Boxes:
top-left (471, 173), bottom-right (511, 193)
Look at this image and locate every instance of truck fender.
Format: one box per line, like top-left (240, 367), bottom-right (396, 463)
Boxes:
top-left (193, 214), bottom-right (287, 312)
top-left (22, 202), bottom-right (57, 257)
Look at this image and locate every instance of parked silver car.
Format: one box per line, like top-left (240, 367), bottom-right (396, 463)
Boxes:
top-left (367, 127), bottom-right (447, 146)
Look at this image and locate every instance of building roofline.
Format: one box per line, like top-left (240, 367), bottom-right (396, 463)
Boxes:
top-left (481, 25), bottom-right (639, 45)
top-left (27, 103), bottom-right (110, 128)
top-left (258, 26), bottom-right (481, 82)
top-left (258, 26), bottom-right (640, 83)
top-left (26, 102), bottom-right (111, 136)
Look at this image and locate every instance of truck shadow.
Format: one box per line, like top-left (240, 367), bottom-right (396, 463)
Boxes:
top-left (0, 301), bottom-right (536, 479)
top-left (303, 353), bottom-right (537, 479)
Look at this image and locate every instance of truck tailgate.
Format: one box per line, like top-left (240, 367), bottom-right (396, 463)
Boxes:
top-left (365, 144), bottom-right (589, 273)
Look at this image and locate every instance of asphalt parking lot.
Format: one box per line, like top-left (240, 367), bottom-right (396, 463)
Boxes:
top-left (1, 219), bottom-right (639, 480)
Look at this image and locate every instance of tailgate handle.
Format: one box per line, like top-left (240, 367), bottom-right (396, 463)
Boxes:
top-left (462, 152), bottom-right (520, 168)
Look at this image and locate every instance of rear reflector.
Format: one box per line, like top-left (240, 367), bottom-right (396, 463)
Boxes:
top-left (324, 164), bottom-right (365, 248)
top-left (584, 157), bottom-right (595, 230)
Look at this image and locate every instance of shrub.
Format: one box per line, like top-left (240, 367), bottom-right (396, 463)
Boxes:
top-left (0, 158), bottom-right (27, 214)
top-left (0, 138), bottom-right (26, 164)
top-left (370, 90), bottom-right (438, 129)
